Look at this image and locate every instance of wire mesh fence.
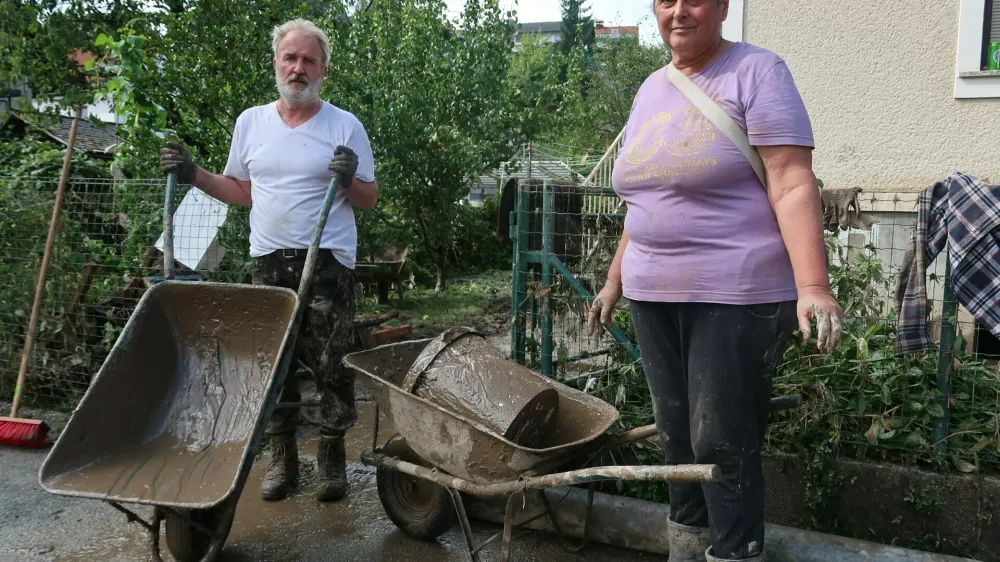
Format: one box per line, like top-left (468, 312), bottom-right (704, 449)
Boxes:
top-left (507, 151), bottom-right (1000, 472)
top-left (0, 176), bottom-right (253, 409)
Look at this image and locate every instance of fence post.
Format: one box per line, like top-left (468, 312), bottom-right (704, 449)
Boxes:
top-left (540, 182), bottom-right (554, 377)
top-left (934, 254), bottom-right (956, 456)
top-left (510, 148), bottom-right (531, 364)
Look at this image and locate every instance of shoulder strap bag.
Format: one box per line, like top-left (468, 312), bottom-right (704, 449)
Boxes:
top-left (665, 64), bottom-right (768, 189)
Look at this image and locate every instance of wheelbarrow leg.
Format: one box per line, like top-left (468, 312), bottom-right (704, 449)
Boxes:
top-left (149, 508), bottom-right (164, 562)
top-left (500, 492), bottom-right (521, 562)
top-left (107, 502), bottom-right (164, 562)
top-left (448, 488), bottom-right (480, 562)
top-left (538, 484), bottom-right (594, 553)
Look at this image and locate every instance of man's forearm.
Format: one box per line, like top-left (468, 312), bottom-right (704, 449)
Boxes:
top-left (344, 179), bottom-right (378, 210)
top-left (774, 184), bottom-right (830, 291)
top-left (193, 168), bottom-right (252, 206)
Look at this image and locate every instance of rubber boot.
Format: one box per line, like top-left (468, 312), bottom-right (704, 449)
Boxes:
top-left (667, 518), bottom-right (710, 562)
top-left (260, 434), bottom-right (299, 501)
top-left (316, 436), bottom-right (348, 501)
top-left (705, 546), bottom-right (766, 562)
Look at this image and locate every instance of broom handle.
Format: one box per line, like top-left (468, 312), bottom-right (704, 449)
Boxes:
top-left (10, 107), bottom-right (82, 418)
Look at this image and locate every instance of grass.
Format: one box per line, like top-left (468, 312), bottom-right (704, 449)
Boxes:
top-left (358, 269), bottom-right (512, 338)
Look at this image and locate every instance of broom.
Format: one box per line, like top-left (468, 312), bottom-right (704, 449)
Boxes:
top-left (0, 107), bottom-right (82, 448)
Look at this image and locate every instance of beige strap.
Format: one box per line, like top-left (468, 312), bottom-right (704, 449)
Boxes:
top-left (665, 64), bottom-right (768, 189)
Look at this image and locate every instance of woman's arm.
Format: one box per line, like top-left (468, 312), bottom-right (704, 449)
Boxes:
top-left (587, 229), bottom-right (630, 336)
top-left (759, 144), bottom-right (843, 353)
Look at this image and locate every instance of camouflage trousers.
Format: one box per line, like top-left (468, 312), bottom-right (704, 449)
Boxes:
top-left (252, 250), bottom-right (357, 440)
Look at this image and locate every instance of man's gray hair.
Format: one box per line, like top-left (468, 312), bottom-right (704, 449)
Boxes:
top-left (272, 18), bottom-right (331, 67)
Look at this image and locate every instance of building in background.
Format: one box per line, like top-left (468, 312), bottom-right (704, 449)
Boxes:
top-left (594, 22), bottom-right (639, 42)
top-left (513, 21), bottom-right (563, 48)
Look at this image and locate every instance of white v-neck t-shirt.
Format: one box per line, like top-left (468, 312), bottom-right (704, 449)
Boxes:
top-left (222, 100), bottom-right (376, 269)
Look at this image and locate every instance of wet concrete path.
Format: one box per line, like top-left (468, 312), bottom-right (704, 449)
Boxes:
top-left (1, 401), bottom-right (666, 562)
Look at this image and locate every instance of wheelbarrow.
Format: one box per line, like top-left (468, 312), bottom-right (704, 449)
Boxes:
top-left (38, 172), bottom-right (344, 562)
top-left (344, 339), bottom-right (801, 562)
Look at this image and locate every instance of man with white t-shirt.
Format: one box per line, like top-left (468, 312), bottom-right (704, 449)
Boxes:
top-left (160, 18), bottom-right (377, 502)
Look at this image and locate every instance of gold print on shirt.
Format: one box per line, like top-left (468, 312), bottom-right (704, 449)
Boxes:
top-left (663, 104), bottom-right (716, 157)
top-left (624, 112), bottom-right (672, 164)
top-left (619, 105), bottom-right (719, 186)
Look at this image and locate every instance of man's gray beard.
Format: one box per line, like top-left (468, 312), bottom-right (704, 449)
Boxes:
top-left (276, 74), bottom-right (321, 105)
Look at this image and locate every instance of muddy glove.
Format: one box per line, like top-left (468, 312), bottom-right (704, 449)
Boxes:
top-left (159, 141), bottom-right (197, 184)
top-left (820, 187), bottom-right (876, 232)
top-left (328, 145), bottom-right (358, 189)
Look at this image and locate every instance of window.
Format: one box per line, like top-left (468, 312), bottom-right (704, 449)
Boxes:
top-left (955, 0), bottom-right (1000, 98)
top-left (981, 0), bottom-right (1000, 69)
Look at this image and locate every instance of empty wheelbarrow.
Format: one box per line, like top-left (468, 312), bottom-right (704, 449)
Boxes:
top-left (38, 172), bottom-right (344, 561)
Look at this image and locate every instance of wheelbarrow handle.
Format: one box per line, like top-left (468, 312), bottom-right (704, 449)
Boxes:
top-left (613, 394), bottom-right (805, 447)
top-left (297, 175), bottom-right (341, 300)
top-left (163, 172), bottom-right (178, 281)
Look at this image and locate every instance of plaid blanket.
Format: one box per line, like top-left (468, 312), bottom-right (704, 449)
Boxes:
top-left (895, 173), bottom-right (1000, 355)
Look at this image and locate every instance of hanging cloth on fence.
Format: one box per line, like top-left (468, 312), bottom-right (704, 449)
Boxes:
top-left (895, 172), bottom-right (1000, 355)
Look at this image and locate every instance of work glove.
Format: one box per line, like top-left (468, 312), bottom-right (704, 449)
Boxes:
top-left (329, 145), bottom-right (358, 189)
top-left (820, 187), bottom-right (876, 232)
top-left (160, 141), bottom-right (197, 184)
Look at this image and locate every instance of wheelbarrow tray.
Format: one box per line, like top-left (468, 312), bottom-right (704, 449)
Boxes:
top-left (343, 338), bottom-right (620, 485)
top-left (39, 280), bottom-right (299, 510)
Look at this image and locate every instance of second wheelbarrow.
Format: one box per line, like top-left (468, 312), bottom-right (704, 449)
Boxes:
top-left (38, 172), bottom-right (344, 562)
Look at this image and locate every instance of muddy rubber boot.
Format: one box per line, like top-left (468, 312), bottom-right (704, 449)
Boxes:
top-left (705, 546), bottom-right (765, 562)
top-left (260, 434), bottom-right (299, 501)
top-left (316, 436), bottom-right (348, 502)
top-left (667, 518), bottom-right (710, 561)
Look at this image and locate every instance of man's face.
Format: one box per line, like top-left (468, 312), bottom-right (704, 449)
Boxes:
top-left (274, 30), bottom-right (327, 105)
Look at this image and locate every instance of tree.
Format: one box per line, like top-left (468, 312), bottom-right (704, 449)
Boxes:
top-left (0, 1), bottom-right (150, 110)
top-left (507, 33), bottom-right (586, 145)
top-left (559, 0), bottom-right (594, 58)
top-left (341, 0), bottom-right (517, 291)
top-left (558, 36), bottom-right (670, 154)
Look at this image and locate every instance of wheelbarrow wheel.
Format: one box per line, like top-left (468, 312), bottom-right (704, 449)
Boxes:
top-left (376, 434), bottom-right (456, 540)
top-left (165, 506), bottom-right (229, 562)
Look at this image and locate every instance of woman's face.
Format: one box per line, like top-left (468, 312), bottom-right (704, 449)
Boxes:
top-left (654, 0), bottom-right (728, 55)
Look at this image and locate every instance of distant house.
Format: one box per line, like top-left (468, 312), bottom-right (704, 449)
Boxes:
top-left (594, 22), bottom-right (639, 42)
top-left (2, 110), bottom-right (118, 159)
top-left (514, 22), bottom-right (563, 47)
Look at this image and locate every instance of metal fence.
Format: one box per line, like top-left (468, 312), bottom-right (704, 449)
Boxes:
top-left (506, 151), bottom-right (1000, 472)
top-left (0, 176), bottom-right (252, 409)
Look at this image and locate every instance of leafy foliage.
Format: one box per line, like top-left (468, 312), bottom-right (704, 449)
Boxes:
top-left (339, 0), bottom-right (517, 291)
top-left (559, 0), bottom-right (595, 59)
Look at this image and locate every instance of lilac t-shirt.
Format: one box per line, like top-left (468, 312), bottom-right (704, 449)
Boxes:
top-left (611, 42), bottom-right (814, 305)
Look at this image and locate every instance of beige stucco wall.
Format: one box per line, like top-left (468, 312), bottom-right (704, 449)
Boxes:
top-left (745, 1), bottom-right (1000, 193)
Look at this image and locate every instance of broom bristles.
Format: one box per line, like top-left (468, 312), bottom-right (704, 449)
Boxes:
top-left (0, 417), bottom-right (50, 448)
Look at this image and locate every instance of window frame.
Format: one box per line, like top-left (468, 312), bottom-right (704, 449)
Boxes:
top-left (982, 0), bottom-right (994, 70)
top-left (955, 0), bottom-right (1000, 99)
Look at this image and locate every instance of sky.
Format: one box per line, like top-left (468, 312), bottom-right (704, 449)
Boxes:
top-left (444, 0), bottom-right (661, 46)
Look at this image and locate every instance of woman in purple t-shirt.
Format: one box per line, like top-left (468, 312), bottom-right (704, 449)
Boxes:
top-left (587, 1), bottom-right (844, 561)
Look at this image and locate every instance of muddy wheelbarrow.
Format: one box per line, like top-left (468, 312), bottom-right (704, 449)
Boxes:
top-left (344, 338), bottom-right (802, 562)
top-left (38, 172), bottom-right (344, 562)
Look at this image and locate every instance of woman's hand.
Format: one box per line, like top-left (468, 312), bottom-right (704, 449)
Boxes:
top-left (797, 286), bottom-right (843, 354)
top-left (587, 279), bottom-right (624, 337)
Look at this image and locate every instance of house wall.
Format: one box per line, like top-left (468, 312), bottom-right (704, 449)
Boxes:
top-left (744, 1), bottom-right (1000, 193)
